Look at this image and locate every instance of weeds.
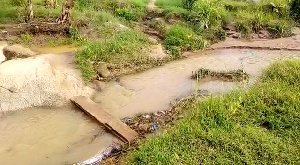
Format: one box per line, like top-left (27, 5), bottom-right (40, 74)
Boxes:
top-left (192, 68), bottom-right (249, 82)
top-left (164, 24), bottom-right (207, 58)
top-left (19, 33), bottom-right (33, 45)
top-left (126, 59), bottom-right (300, 164)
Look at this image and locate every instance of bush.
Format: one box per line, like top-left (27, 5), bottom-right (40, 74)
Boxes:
top-left (259, 0), bottom-right (290, 18)
top-left (182, 0), bottom-right (197, 11)
top-left (187, 0), bottom-right (225, 28)
top-left (164, 24), bottom-right (207, 58)
top-left (201, 27), bottom-right (226, 42)
top-left (116, 8), bottom-right (137, 20)
top-left (290, 0), bottom-right (300, 22)
top-left (236, 11), bottom-right (255, 35)
top-left (267, 19), bottom-right (292, 37)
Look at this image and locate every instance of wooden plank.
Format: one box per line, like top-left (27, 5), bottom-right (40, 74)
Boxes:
top-left (71, 96), bottom-right (138, 143)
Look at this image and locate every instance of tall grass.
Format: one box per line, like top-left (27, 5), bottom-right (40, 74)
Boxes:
top-left (75, 29), bottom-right (153, 81)
top-left (126, 60), bottom-right (300, 164)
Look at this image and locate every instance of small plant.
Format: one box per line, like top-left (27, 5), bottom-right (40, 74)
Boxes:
top-left (182, 0), bottom-right (197, 11)
top-left (116, 8), bottom-right (137, 21)
top-left (164, 24), bottom-right (207, 58)
top-left (68, 27), bottom-right (86, 43)
top-left (20, 33), bottom-right (33, 45)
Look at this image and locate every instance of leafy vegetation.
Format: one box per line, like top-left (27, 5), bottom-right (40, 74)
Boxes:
top-left (290, 0), bottom-right (300, 22)
top-left (126, 59), bottom-right (300, 164)
top-left (156, 0), bottom-right (296, 39)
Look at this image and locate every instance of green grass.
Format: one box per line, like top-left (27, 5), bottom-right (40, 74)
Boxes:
top-left (75, 29), bottom-right (154, 81)
top-left (164, 24), bottom-right (207, 58)
top-left (154, 0), bottom-right (295, 39)
top-left (156, 0), bottom-right (183, 8)
top-left (126, 59), bottom-right (300, 164)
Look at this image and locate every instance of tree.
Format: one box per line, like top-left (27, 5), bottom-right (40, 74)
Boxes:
top-left (290, 0), bottom-right (300, 22)
top-left (25, 0), bottom-right (33, 22)
top-left (57, 0), bottom-right (75, 24)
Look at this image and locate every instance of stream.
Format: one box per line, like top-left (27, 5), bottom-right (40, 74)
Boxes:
top-left (93, 49), bottom-right (300, 118)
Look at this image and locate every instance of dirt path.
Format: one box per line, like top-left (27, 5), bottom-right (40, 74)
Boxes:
top-left (147, 0), bottom-right (157, 11)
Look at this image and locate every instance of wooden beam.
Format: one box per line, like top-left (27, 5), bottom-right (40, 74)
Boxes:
top-left (71, 96), bottom-right (138, 143)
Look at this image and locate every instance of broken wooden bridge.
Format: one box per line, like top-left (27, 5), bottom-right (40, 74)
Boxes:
top-left (71, 96), bottom-right (138, 143)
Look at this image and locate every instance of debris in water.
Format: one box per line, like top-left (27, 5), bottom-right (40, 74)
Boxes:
top-left (192, 68), bottom-right (249, 82)
top-left (151, 123), bottom-right (159, 132)
top-left (76, 145), bottom-right (121, 165)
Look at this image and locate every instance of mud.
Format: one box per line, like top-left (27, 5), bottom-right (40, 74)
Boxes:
top-left (210, 28), bottom-right (300, 51)
top-left (31, 45), bottom-right (78, 54)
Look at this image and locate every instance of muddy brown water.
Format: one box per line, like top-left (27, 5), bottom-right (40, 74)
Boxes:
top-left (0, 106), bottom-right (120, 165)
top-left (93, 49), bottom-right (300, 119)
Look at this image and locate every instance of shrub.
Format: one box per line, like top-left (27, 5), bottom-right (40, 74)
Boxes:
top-left (290, 0), bottom-right (300, 22)
top-left (266, 19), bottom-right (292, 37)
top-left (236, 11), bottom-right (255, 35)
top-left (182, 0), bottom-right (197, 11)
top-left (259, 0), bottom-right (290, 18)
top-left (187, 0), bottom-right (225, 28)
top-left (164, 24), bottom-right (207, 58)
top-left (201, 27), bottom-right (226, 42)
top-left (116, 8), bottom-right (137, 20)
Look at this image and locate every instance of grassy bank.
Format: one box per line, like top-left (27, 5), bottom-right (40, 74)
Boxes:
top-left (1, 0), bottom-right (299, 81)
top-left (75, 29), bottom-right (155, 81)
top-left (125, 59), bottom-right (300, 164)
top-left (152, 0), bottom-right (298, 56)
